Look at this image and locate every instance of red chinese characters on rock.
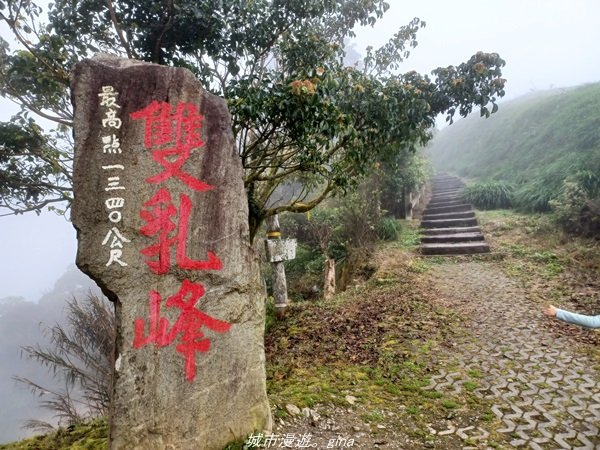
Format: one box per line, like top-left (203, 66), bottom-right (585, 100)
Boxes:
top-left (133, 280), bottom-right (230, 382)
top-left (139, 188), bottom-right (222, 274)
top-left (130, 101), bottom-right (213, 191)
top-left (131, 101), bottom-right (228, 382)
top-left (132, 101), bottom-right (223, 275)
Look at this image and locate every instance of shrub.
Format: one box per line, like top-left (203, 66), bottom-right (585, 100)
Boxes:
top-left (14, 293), bottom-right (115, 432)
top-left (283, 243), bottom-right (323, 300)
top-left (513, 179), bottom-right (556, 212)
top-left (377, 216), bottom-right (402, 241)
top-left (550, 171), bottom-right (600, 237)
top-left (463, 181), bottom-right (513, 210)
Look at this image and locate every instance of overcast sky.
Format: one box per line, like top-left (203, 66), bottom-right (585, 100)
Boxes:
top-left (1, 0), bottom-right (600, 301)
top-left (352, 0), bottom-right (600, 100)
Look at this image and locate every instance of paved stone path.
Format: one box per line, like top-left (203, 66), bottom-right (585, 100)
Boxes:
top-left (424, 261), bottom-right (600, 449)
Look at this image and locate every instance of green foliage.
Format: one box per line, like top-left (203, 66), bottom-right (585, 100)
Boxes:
top-left (0, 418), bottom-right (107, 450)
top-left (463, 181), bottom-right (513, 210)
top-left (280, 200), bottom-right (365, 298)
top-left (279, 175), bottom-right (406, 298)
top-left (431, 51), bottom-right (506, 123)
top-left (376, 216), bottom-right (402, 241)
top-left (550, 171), bottom-right (600, 237)
top-left (380, 147), bottom-right (432, 218)
top-left (284, 243), bottom-right (323, 279)
top-left (441, 399), bottom-right (458, 409)
top-left (477, 210), bottom-right (573, 280)
top-left (512, 177), bottom-right (557, 212)
top-left (281, 206), bottom-right (346, 260)
top-left (362, 410), bottom-right (386, 423)
top-left (282, 243), bottom-right (324, 299)
top-left (396, 222), bottom-right (423, 251)
top-left (0, 0), bottom-right (505, 235)
top-left (574, 170), bottom-right (600, 195)
top-left (429, 83), bottom-right (600, 216)
top-left (339, 178), bottom-right (385, 244)
top-left (264, 297), bottom-right (277, 334)
top-left (0, 120), bottom-right (72, 215)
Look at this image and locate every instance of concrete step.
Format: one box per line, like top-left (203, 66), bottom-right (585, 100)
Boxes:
top-left (432, 186), bottom-right (464, 192)
top-left (430, 193), bottom-right (463, 199)
top-left (421, 242), bottom-right (490, 255)
top-left (425, 204), bottom-right (472, 214)
top-left (421, 226), bottom-right (482, 236)
top-left (430, 186), bottom-right (463, 193)
top-left (421, 175), bottom-right (490, 255)
top-left (433, 179), bottom-right (463, 185)
top-left (432, 177), bottom-right (463, 182)
top-left (422, 211), bottom-right (475, 221)
top-left (430, 192), bottom-right (463, 200)
top-left (428, 197), bottom-right (464, 206)
top-left (431, 188), bottom-right (464, 195)
top-left (420, 232), bottom-right (485, 244)
top-left (432, 182), bottom-right (464, 189)
top-left (431, 187), bottom-right (463, 193)
top-left (421, 217), bottom-right (478, 228)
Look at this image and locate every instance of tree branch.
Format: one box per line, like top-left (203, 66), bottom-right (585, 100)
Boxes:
top-left (152, 0), bottom-right (174, 64)
top-left (268, 182), bottom-right (335, 216)
top-left (0, 196), bottom-right (70, 216)
top-left (4, 89), bottom-right (72, 126)
top-left (0, 9), bottom-right (69, 83)
top-left (105, 0), bottom-right (136, 59)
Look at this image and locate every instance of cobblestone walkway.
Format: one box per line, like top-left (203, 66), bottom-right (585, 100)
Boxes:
top-left (425, 261), bottom-right (600, 449)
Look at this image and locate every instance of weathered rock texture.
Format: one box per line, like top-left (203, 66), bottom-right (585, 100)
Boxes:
top-left (71, 54), bottom-right (271, 449)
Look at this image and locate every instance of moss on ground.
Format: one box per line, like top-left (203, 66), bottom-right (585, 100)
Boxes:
top-left (0, 419), bottom-right (107, 450)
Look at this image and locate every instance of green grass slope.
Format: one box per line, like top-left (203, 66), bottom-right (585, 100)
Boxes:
top-left (428, 82), bottom-right (600, 210)
top-left (0, 419), bottom-right (107, 450)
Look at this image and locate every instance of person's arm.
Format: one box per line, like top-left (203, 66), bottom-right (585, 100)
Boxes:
top-left (544, 304), bottom-right (600, 328)
top-left (555, 308), bottom-right (600, 328)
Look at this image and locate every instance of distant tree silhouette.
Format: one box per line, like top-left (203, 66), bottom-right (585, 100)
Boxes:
top-left (14, 292), bottom-right (115, 431)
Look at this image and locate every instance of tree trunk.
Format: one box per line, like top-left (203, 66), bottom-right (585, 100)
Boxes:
top-left (323, 256), bottom-right (336, 300)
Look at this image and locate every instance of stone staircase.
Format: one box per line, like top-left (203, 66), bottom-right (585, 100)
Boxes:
top-left (420, 174), bottom-right (490, 255)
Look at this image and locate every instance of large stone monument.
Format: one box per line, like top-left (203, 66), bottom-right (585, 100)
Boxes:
top-left (71, 55), bottom-right (271, 449)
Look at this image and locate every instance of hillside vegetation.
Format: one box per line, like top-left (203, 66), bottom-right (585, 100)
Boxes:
top-left (428, 82), bottom-right (600, 214)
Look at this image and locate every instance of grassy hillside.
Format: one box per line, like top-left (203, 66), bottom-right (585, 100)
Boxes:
top-left (428, 82), bottom-right (600, 211)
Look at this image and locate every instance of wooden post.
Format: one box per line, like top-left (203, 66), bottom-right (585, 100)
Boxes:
top-left (266, 215), bottom-right (288, 318)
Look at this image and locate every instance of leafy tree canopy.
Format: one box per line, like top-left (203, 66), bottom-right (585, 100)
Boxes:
top-left (0, 0), bottom-right (506, 238)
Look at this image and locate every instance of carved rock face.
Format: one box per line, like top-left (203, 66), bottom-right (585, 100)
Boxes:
top-left (71, 54), bottom-right (271, 449)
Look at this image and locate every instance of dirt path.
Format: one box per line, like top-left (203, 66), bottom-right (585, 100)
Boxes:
top-left (426, 261), bottom-right (600, 449)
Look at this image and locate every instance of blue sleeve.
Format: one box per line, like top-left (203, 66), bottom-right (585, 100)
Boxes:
top-left (556, 308), bottom-right (600, 329)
